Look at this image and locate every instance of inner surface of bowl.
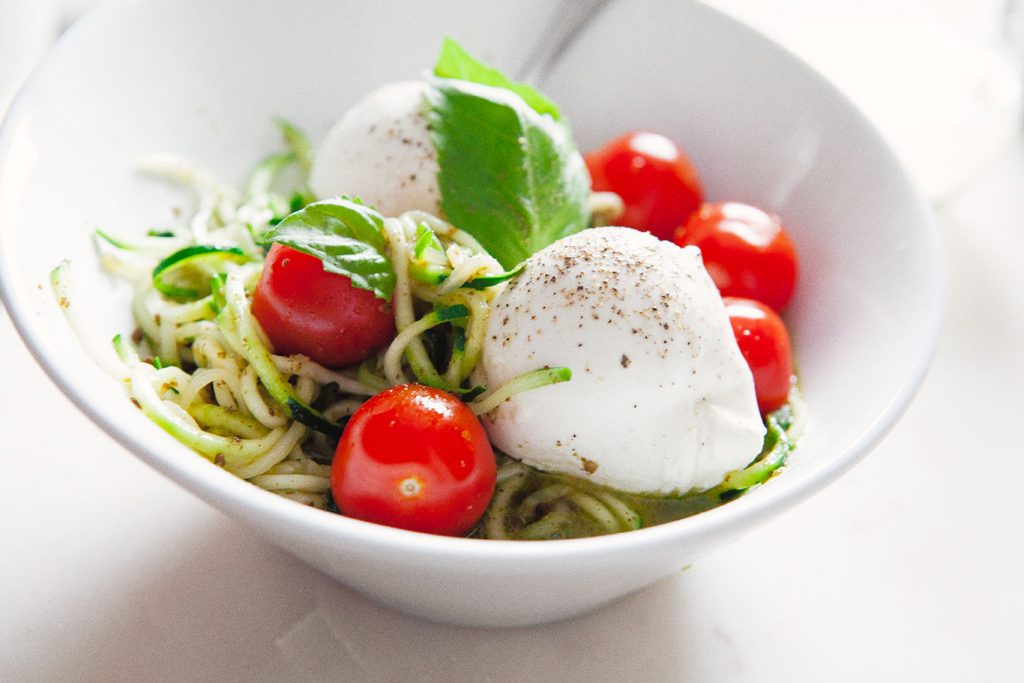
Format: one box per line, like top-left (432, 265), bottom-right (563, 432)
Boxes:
top-left (0, 0), bottom-right (941, 626)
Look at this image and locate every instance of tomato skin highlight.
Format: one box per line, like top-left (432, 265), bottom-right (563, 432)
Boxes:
top-left (585, 131), bottom-right (703, 240)
top-left (251, 243), bottom-right (395, 368)
top-left (723, 297), bottom-right (793, 414)
top-left (674, 202), bottom-right (798, 311)
top-left (331, 384), bottom-right (497, 536)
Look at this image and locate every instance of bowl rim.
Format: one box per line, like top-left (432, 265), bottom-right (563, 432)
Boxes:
top-left (0, 0), bottom-right (945, 562)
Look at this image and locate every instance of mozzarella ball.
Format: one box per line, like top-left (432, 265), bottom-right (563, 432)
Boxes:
top-left (478, 227), bottom-right (766, 495)
top-left (310, 80), bottom-right (440, 217)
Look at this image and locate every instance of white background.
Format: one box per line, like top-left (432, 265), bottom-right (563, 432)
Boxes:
top-left (2, 1), bottom-right (1022, 680)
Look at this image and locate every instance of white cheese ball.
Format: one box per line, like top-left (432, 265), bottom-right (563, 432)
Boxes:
top-left (310, 80), bottom-right (440, 217)
top-left (479, 227), bottom-right (766, 495)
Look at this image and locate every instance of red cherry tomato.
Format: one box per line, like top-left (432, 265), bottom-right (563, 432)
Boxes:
top-left (585, 131), bottom-right (703, 240)
top-left (331, 384), bottom-right (496, 536)
top-left (675, 202), bottom-right (798, 311)
top-left (723, 297), bottom-right (793, 414)
top-left (252, 243), bottom-right (394, 368)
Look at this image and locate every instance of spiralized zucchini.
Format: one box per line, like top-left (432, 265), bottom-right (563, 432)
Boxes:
top-left (60, 121), bottom-right (800, 534)
top-left (79, 123), bottom-right (567, 510)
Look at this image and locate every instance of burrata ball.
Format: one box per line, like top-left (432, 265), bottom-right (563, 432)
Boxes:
top-left (478, 227), bottom-right (766, 495)
top-left (310, 80), bottom-right (440, 217)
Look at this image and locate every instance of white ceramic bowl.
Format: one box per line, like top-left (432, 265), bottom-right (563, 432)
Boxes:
top-left (0, 0), bottom-right (942, 627)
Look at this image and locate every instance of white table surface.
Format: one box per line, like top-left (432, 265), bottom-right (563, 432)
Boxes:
top-left (3, 7), bottom-right (1024, 683)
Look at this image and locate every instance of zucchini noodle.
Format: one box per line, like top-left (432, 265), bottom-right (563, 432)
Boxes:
top-left (81, 124), bottom-right (566, 511)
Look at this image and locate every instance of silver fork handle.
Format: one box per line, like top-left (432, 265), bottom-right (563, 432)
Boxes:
top-left (516, 0), bottom-right (612, 84)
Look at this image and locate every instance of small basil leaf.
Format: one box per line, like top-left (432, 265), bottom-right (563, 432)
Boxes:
top-left (264, 198), bottom-right (396, 300)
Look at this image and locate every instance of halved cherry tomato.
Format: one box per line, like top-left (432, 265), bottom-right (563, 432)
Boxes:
top-left (331, 384), bottom-right (496, 536)
top-left (251, 243), bottom-right (394, 368)
top-left (723, 297), bottom-right (793, 414)
top-left (674, 202), bottom-right (798, 311)
top-left (585, 131), bottom-right (703, 240)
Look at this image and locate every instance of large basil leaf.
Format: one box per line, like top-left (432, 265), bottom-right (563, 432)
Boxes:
top-left (426, 78), bottom-right (590, 269)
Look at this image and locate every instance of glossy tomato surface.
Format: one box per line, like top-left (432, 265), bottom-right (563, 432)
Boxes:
top-left (251, 243), bottom-right (394, 368)
top-left (723, 297), bottom-right (793, 414)
top-left (331, 384), bottom-right (496, 536)
top-left (675, 202), bottom-right (798, 311)
top-left (585, 131), bottom-right (703, 240)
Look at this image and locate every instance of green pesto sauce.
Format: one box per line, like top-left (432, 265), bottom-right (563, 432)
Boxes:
top-left (475, 403), bottom-right (796, 540)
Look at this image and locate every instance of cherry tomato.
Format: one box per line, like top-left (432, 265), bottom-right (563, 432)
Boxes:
top-left (252, 243), bottom-right (394, 368)
top-left (674, 202), bottom-right (798, 311)
top-left (585, 131), bottom-right (703, 240)
top-left (331, 384), bottom-right (496, 536)
top-left (723, 297), bottom-right (793, 414)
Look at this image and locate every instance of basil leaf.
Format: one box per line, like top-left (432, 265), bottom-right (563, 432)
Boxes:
top-left (426, 79), bottom-right (590, 269)
top-left (264, 198), bottom-right (396, 300)
top-left (433, 37), bottom-right (561, 120)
